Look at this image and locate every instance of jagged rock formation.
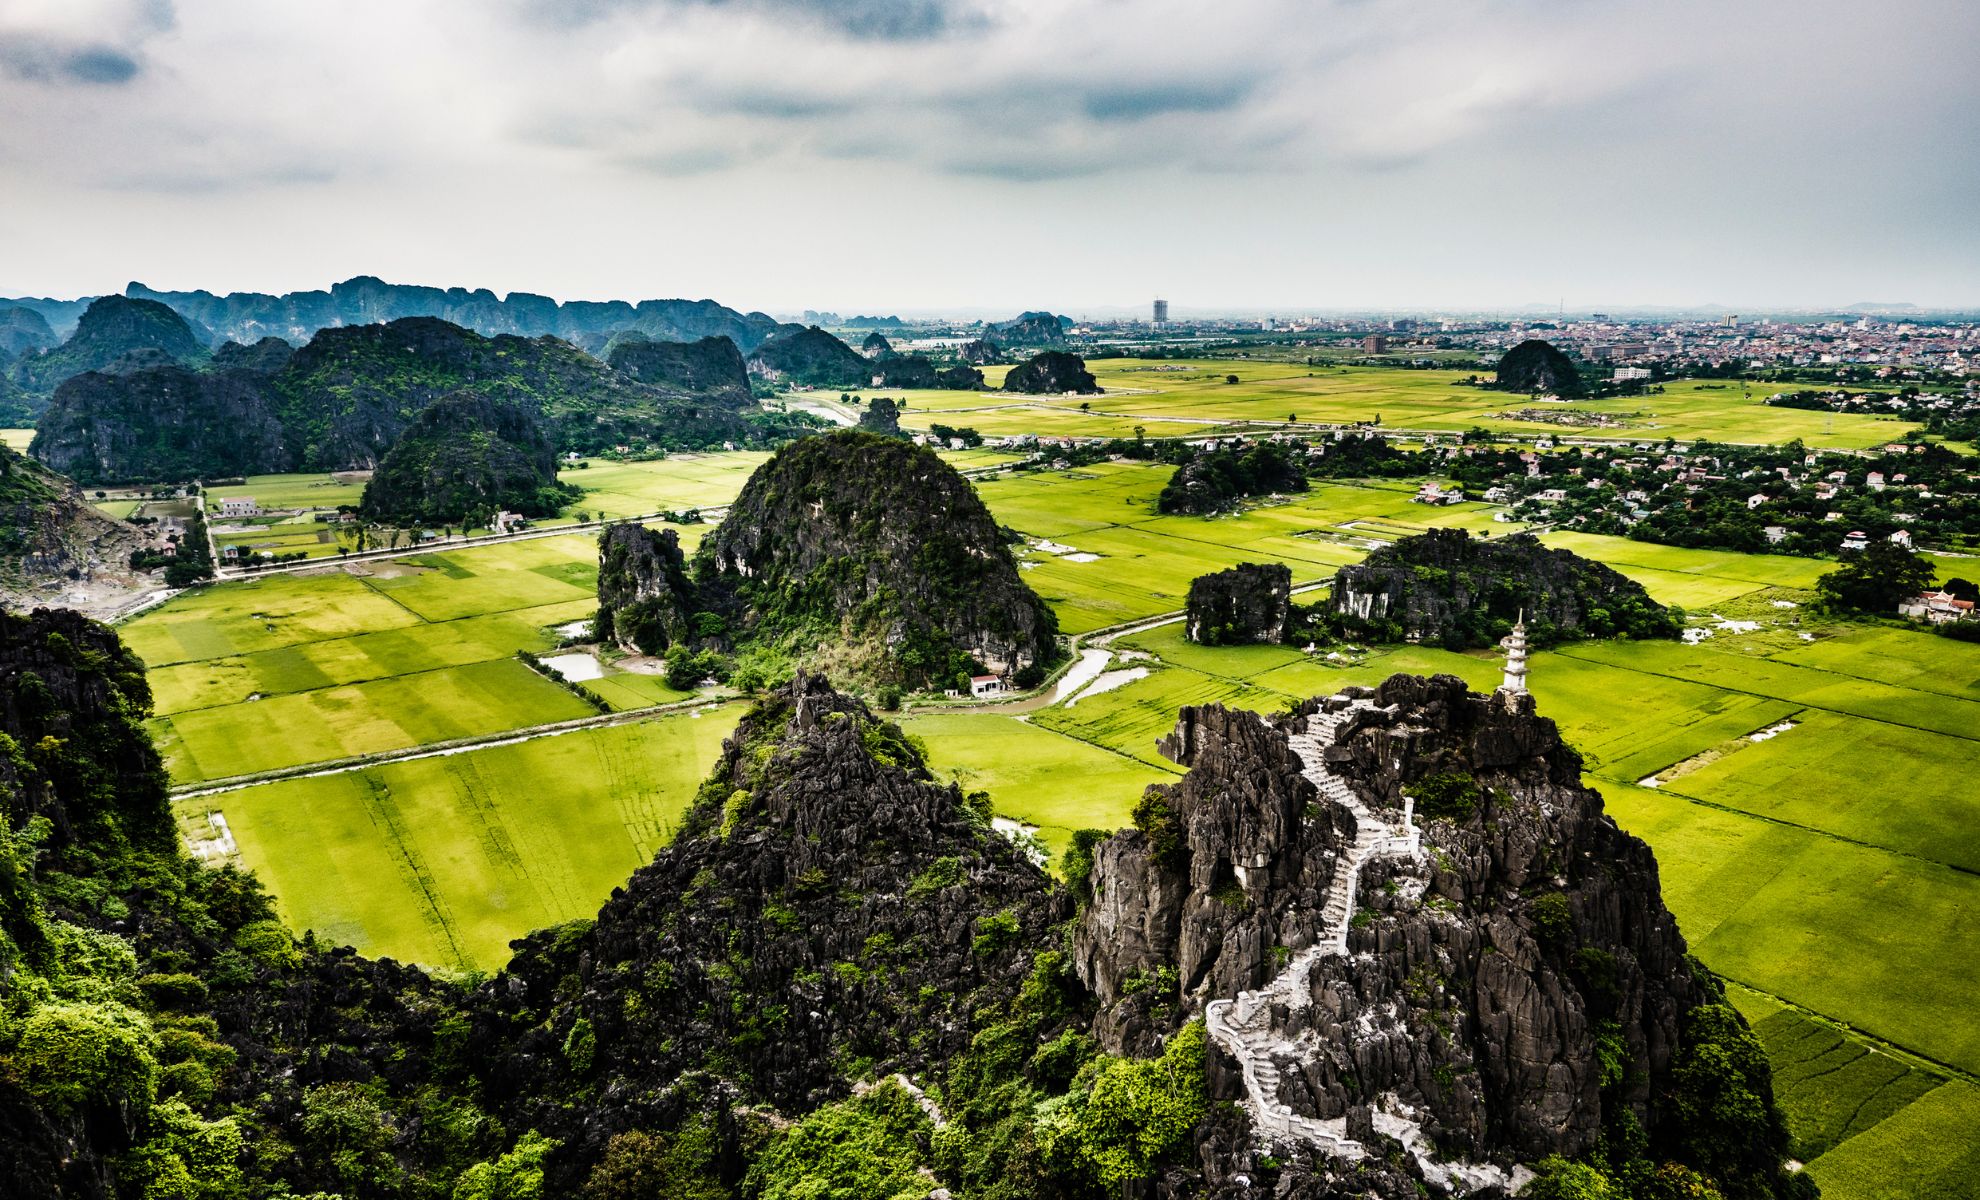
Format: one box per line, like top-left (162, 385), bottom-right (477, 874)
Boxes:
top-left (874, 355), bottom-right (983, 390)
top-left (1002, 350), bottom-right (1099, 395)
top-left (988, 311), bottom-right (1070, 345)
top-left (1331, 529), bottom-right (1681, 648)
top-left (209, 336), bottom-right (295, 373)
top-left (7, 295), bottom-right (208, 400)
top-left (0, 448), bottom-right (149, 611)
top-left (745, 325), bottom-right (872, 387)
top-left (29, 364), bottom-right (289, 484)
top-left (31, 316), bottom-right (795, 481)
top-left (1074, 675), bottom-right (1803, 1199)
top-left (861, 331), bottom-right (893, 356)
top-left (1495, 339), bottom-right (1585, 398)
top-left (358, 393), bottom-right (578, 525)
top-left (1158, 440), bottom-right (1308, 515)
top-left (961, 337), bottom-right (1002, 364)
top-left (696, 430), bottom-right (1058, 684)
top-left (595, 523), bottom-right (700, 654)
top-left (0, 304), bottom-right (57, 358)
top-left (1186, 563), bottom-right (1293, 645)
top-left (113, 276), bottom-right (787, 353)
top-left (857, 395), bottom-right (903, 435)
top-left (483, 677), bottom-right (1067, 1162)
top-left (604, 332), bottom-right (755, 410)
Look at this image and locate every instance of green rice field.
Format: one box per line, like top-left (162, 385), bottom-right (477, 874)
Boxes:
top-left (893, 361), bottom-right (1911, 449)
top-left (128, 534), bottom-right (676, 782)
top-left (178, 711), bottom-right (740, 972)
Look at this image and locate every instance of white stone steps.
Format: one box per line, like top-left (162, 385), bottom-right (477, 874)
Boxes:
top-left (1202, 696), bottom-right (1519, 1192)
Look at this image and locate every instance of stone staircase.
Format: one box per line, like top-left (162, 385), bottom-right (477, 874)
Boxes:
top-left (1203, 698), bottom-right (1525, 1193)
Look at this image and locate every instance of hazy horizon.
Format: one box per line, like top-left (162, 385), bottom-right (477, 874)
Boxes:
top-left (4, 0), bottom-right (1976, 312)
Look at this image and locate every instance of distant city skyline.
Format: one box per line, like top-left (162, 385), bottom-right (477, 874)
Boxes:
top-left (3, 0), bottom-right (1976, 311)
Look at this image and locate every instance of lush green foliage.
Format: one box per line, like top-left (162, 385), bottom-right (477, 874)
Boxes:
top-left (1814, 541), bottom-right (1937, 615)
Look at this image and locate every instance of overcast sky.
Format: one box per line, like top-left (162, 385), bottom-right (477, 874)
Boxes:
top-left (2, 0), bottom-right (1975, 314)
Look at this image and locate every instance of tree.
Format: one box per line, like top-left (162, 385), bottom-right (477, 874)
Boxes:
top-left (1942, 576), bottom-right (1978, 602)
top-left (1815, 541), bottom-right (1935, 615)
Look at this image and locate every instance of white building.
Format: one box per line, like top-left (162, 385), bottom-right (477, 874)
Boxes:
top-left (969, 674), bottom-right (1005, 698)
top-left (218, 497), bottom-right (258, 518)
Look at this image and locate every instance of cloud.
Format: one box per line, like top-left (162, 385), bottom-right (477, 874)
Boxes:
top-left (0, 0), bottom-right (173, 85)
top-left (524, 0), bottom-right (985, 40)
top-left (0, 0), bottom-right (1976, 307)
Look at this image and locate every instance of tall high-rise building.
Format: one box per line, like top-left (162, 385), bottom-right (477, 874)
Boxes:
top-left (1152, 298), bottom-right (1169, 325)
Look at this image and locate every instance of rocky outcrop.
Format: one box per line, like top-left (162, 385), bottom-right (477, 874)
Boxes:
top-left (604, 333), bottom-right (755, 410)
top-left (595, 523), bottom-right (700, 654)
top-left (1158, 439), bottom-right (1309, 515)
top-left (358, 393), bottom-right (578, 525)
top-left (481, 676), bottom-right (1068, 1171)
top-left (745, 325), bottom-right (871, 387)
top-left (874, 355), bottom-right (983, 390)
top-left (0, 448), bottom-right (149, 610)
top-left (1186, 563), bottom-right (1293, 644)
top-left (29, 365), bottom-right (289, 484)
top-left (8, 296), bottom-right (207, 398)
top-left (857, 395), bottom-right (902, 435)
top-left (861, 331), bottom-right (893, 357)
top-left (1075, 675), bottom-right (1798, 1197)
top-left (988, 311), bottom-right (1070, 345)
top-left (0, 305), bottom-right (57, 359)
top-left (696, 430), bottom-right (1058, 684)
top-left (1331, 528), bottom-right (1680, 648)
top-left (209, 336), bottom-right (295, 373)
top-left (1002, 350), bottom-right (1099, 395)
top-left (1495, 339), bottom-right (1585, 398)
top-left (961, 337), bottom-right (1001, 364)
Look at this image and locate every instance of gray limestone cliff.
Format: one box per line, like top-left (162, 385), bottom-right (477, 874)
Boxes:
top-left (1073, 673), bottom-right (1800, 1199)
top-left (1186, 563), bottom-right (1294, 645)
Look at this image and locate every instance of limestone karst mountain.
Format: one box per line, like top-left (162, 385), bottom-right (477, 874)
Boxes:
top-left (1494, 338), bottom-right (1586, 397)
top-left (1330, 529), bottom-right (1680, 648)
top-left (1074, 672), bottom-right (1806, 1200)
top-left (618, 430), bottom-right (1060, 687)
top-left (1002, 350), bottom-right (1099, 395)
top-left (30, 316), bottom-right (806, 482)
top-left (744, 324), bottom-right (872, 387)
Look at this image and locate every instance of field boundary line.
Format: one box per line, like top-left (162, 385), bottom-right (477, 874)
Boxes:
top-left (1553, 645), bottom-right (1980, 746)
top-left (1604, 772), bottom-right (1979, 880)
top-left (1720, 977), bottom-right (1979, 1091)
top-left (169, 695), bottom-right (737, 799)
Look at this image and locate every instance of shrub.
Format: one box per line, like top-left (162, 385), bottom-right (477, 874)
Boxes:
top-left (1037, 1020), bottom-right (1209, 1188)
top-left (13, 1000), bottom-right (159, 1115)
top-left (454, 1131), bottom-right (559, 1200)
top-left (1413, 771), bottom-right (1483, 820)
top-left (1531, 892), bottom-right (1574, 947)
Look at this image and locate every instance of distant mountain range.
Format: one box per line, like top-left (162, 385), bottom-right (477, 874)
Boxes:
top-left (0, 275), bottom-right (790, 354)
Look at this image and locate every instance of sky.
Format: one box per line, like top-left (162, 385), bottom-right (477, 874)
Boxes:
top-left (2, 0), bottom-right (1976, 315)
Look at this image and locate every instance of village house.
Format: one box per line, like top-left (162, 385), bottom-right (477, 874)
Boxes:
top-left (1841, 530), bottom-right (1869, 551)
top-left (1898, 590), bottom-right (1976, 624)
top-left (218, 497), bottom-right (259, 518)
top-left (969, 674), bottom-right (1005, 698)
top-left (1763, 525), bottom-right (1787, 544)
top-left (1746, 493), bottom-right (1769, 509)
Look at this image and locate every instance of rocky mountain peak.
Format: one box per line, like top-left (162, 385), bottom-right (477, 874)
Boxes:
top-left (1075, 672), bottom-right (1799, 1198)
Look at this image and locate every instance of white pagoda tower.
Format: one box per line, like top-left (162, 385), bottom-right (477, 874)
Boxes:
top-left (1499, 611), bottom-right (1529, 695)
